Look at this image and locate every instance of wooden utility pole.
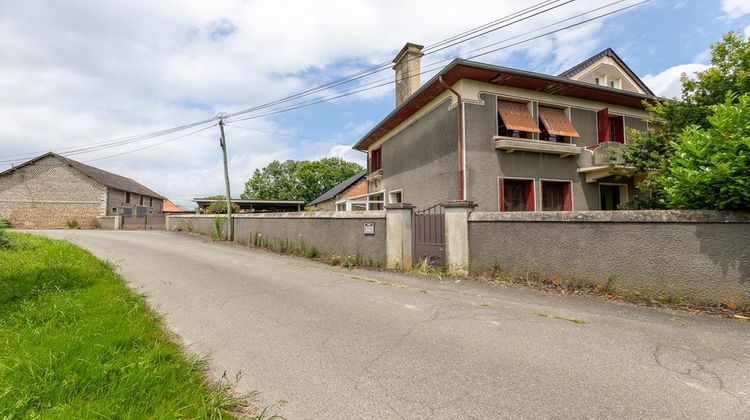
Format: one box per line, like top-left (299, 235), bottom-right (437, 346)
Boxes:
top-left (218, 118), bottom-right (234, 241)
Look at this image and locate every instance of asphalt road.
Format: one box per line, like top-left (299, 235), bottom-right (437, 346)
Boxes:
top-left (35, 230), bottom-right (749, 419)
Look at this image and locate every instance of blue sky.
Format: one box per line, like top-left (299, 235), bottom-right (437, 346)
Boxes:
top-left (0, 0), bottom-right (748, 207)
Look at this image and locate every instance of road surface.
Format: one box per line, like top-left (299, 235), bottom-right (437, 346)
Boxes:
top-left (34, 230), bottom-right (750, 419)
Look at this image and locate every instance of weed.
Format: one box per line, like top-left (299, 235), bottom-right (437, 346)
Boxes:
top-left (66, 218), bottom-right (79, 229)
top-left (329, 255), bottom-right (341, 266)
top-left (344, 255), bottom-right (357, 269)
top-left (304, 245), bottom-right (318, 258)
top-left (412, 257), bottom-right (447, 277)
top-left (212, 215), bottom-right (224, 241)
top-left (0, 219), bottom-right (12, 250)
top-left (536, 312), bottom-right (587, 324)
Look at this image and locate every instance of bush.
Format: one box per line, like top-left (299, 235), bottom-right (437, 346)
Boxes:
top-left (659, 94), bottom-right (750, 210)
top-left (204, 200), bottom-right (240, 214)
top-left (67, 218), bottom-right (79, 229)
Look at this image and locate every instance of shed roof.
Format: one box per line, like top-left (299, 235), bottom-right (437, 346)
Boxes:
top-left (308, 170), bottom-right (367, 206)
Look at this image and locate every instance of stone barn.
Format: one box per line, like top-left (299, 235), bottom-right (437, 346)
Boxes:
top-left (0, 152), bottom-right (164, 228)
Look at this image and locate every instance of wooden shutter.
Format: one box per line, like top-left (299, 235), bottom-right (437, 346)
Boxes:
top-left (538, 107), bottom-right (580, 137)
top-left (524, 180), bottom-right (534, 211)
top-left (562, 183), bottom-right (572, 211)
top-left (498, 101), bottom-right (541, 133)
top-left (370, 148), bottom-right (381, 172)
top-left (612, 117), bottom-right (624, 143)
top-left (498, 179), bottom-right (505, 211)
top-left (597, 108), bottom-right (610, 143)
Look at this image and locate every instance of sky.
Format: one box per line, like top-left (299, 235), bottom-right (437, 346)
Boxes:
top-left (0, 0), bottom-right (748, 207)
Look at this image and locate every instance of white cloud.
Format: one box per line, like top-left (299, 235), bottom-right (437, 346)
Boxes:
top-left (0, 0), bottom-right (645, 205)
top-left (642, 63), bottom-right (709, 98)
top-left (721, 0), bottom-right (750, 19)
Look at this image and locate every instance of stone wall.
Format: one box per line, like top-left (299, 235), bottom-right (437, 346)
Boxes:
top-left (168, 211), bottom-right (387, 266)
top-left (0, 155), bottom-right (106, 228)
top-left (467, 211), bottom-right (750, 308)
top-left (107, 189), bottom-right (163, 216)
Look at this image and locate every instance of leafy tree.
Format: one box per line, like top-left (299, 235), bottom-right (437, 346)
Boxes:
top-left (614, 31), bottom-right (750, 209)
top-left (242, 157), bottom-right (363, 203)
top-left (659, 94), bottom-right (750, 210)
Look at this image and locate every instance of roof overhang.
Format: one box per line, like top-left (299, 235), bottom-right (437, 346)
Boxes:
top-left (353, 59), bottom-right (658, 151)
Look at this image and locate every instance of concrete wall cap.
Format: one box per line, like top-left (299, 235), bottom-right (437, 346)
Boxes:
top-left (385, 203), bottom-right (416, 210)
top-left (469, 210), bottom-right (750, 223)
top-left (169, 211), bottom-right (386, 220)
top-left (442, 200), bottom-right (478, 209)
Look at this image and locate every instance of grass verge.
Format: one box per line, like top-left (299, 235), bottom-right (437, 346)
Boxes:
top-left (0, 233), bottom-right (249, 418)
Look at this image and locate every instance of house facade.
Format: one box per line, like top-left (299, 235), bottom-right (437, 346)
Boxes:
top-left (353, 44), bottom-right (655, 212)
top-left (0, 153), bottom-right (163, 228)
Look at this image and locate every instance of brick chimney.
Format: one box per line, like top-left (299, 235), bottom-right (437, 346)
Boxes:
top-left (392, 42), bottom-right (424, 106)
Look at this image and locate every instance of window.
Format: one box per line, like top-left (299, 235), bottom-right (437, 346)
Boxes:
top-left (389, 190), bottom-right (403, 204)
top-left (600, 184), bottom-right (628, 210)
top-left (499, 178), bottom-right (534, 212)
top-left (541, 181), bottom-right (572, 211)
top-left (597, 108), bottom-right (624, 143)
top-left (149, 197), bottom-right (153, 207)
top-left (139, 195), bottom-right (144, 205)
top-left (538, 107), bottom-right (579, 143)
top-left (594, 77), bottom-right (600, 85)
top-left (370, 148), bottom-right (382, 173)
top-left (125, 192), bottom-right (131, 204)
top-left (336, 202), bottom-right (346, 211)
top-left (497, 100), bottom-right (540, 139)
top-left (610, 81), bottom-right (616, 88)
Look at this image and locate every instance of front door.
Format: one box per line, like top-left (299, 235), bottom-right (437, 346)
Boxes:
top-left (600, 184), bottom-right (622, 210)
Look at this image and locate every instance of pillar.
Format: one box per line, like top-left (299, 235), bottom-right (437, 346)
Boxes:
top-left (385, 203), bottom-right (415, 270)
top-left (442, 201), bottom-right (477, 275)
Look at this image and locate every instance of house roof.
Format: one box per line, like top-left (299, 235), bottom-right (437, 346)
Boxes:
top-left (557, 48), bottom-right (654, 96)
top-left (163, 199), bottom-right (187, 212)
top-left (0, 152), bottom-right (165, 198)
top-left (353, 58), bottom-right (657, 151)
top-left (307, 170), bottom-right (367, 206)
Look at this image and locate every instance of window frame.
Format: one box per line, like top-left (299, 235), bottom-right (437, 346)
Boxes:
top-left (388, 189), bottom-right (403, 204)
top-left (497, 177), bottom-right (536, 212)
top-left (539, 179), bottom-right (573, 211)
top-left (369, 147), bottom-right (382, 173)
top-left (139, 195), bottom-right (144, 206)
top-left (125, 192), bottom-right (131, 204)
top-left (335, 190), bottom-right (386, 211)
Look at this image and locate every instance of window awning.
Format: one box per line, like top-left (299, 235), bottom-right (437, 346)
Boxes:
top-left (498, 101), bottom-right (541, 133)
top-left (539, 107), bottom-right (580, 137)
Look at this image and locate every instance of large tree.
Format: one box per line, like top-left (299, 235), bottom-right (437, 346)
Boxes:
top-left (614, 31), bottom-right (750, 209)
top-left (241, 157), bottom-right (363, 203)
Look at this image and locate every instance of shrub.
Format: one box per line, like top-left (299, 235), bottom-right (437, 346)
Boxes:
top-left (0, 219), bottom-right (12, 250)
top-left (67, 218), bottom-right (79, 229)
top-left (204, 200), bottom-right (240, 215)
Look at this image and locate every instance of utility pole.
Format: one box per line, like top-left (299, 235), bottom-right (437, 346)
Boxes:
top-left (218, 118), bottom-right (234, 241)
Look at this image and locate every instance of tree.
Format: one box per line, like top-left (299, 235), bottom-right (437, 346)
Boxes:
top-left (659, 94), bottom-right (750, 210)
top-left (241, 157), bottom-right (363, 203)
top-left (614, 31), bottom-right (750, 209)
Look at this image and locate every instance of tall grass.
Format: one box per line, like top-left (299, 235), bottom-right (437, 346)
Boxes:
top-left (0, 233), bottom-right (249, 418)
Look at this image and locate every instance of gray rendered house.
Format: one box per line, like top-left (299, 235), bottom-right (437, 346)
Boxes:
top-left (353, 44), bottom-right (656, 212)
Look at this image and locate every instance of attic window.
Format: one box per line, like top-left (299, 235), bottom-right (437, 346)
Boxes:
top-left (497, 100), bottom-right (540, 139)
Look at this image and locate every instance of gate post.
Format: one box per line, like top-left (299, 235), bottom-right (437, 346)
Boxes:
top-left (114, 215), bottom-right (123, 231)
top-left (385, 203), bottom-right (415, 270)
top-left (441, 201), bottom-right (476, 275)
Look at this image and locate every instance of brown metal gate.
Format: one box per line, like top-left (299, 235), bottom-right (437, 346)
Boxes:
top-left (412, 204), bottom-right (445, 265)
top-left (122, 215), bottom-right (165, 230)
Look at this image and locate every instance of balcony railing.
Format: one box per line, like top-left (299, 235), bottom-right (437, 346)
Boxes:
top-left (577, 141), bottom-right (635, 182)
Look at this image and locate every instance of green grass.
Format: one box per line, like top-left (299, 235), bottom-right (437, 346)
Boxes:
top-left (0, 233), bottom-right (247, 418)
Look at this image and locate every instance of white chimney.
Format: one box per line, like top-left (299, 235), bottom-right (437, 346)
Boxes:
top-left (392, 42), bottom-right (424, 106)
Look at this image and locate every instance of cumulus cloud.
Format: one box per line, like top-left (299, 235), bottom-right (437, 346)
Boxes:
top-left (0, 0), bottom-right (642, 206)
top-left (721, 0), bottom-right (750, 19)
top-left (642, 63), bottom-right (709, 98)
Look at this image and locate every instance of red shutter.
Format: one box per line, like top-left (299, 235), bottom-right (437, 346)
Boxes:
top-left (524, 180), bottom-right (534, 211)
top-left (613, 117), bottom-right (624, 143)
top-left (499, 179), bottom-right (505, 212)
top-left (597, 108), bottom-right (610, 143)
top-left (562, 183), bottom-right (572, 211)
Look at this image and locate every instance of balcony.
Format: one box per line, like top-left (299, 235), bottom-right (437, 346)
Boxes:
top-left (494, 136), bottom-right (581, 158)
top-left (577, 141), bottom-right (635, 182)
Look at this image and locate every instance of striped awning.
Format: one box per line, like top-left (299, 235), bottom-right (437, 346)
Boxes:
top-left (498, 101), bottom-right (541, 133)
top-left (539, 107), bottom-right (580, 137)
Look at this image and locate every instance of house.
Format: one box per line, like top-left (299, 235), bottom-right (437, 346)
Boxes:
top-left (307, 170), bottom-right (368, 211)
top-left (0, 152), bottom-right (164, 228)
top-left (163, 199), bottom-right (191, 214)
top-left (193, 198), bottom-right (305, 213)
top-left (352, 43), bottom-right (656, 212)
